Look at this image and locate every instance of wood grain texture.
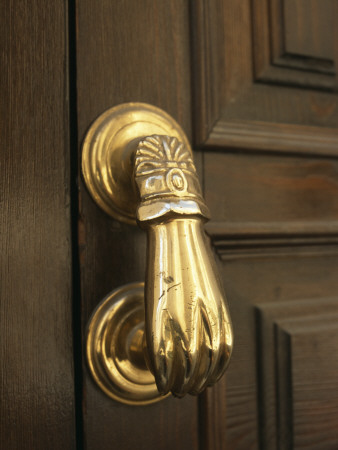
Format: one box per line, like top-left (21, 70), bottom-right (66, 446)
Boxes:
top-left (75, 2), bottom-right (338, 449)
top-left (76, 1), bottom-right (199, 449)
top-left (207, 120), bottom-right (338, 157)
top-left (199, 381), bottom-right (228, 450)
top-left (215, 251), bottom-right (338, 449)
top-left (254, 0), bottom-right (336, 87)
top-left (268, 0), bottom-right (336, 76)
top-left (283, 0), bottom-right (334, 60)
top-left (286, 316), bottom-right (338, 449)
top-left (0, 1), bottom-right (76, 449)
top-left (193, 0), bottom-right (338, 150)
top-left (190, 0), bottom-right (226, 144)
top-left (193, 2), bottom-right (338, 448)
top-left (191, 0), bottom-right (253, 145)
top-left (257, 298), bottom-right (338, 449)
top-left (204, 152), bottom-right (338, 226)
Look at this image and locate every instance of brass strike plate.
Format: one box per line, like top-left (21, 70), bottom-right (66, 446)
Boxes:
top-left (86, 282), bottom-right (169, 405)
top-left (81, 103), bottom-right (191, 225)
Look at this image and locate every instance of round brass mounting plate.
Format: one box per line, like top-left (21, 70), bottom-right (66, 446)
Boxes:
top-left (86, 282), bottom-right (169, 405)
top-left (81, 102), bottom-right (191, 225)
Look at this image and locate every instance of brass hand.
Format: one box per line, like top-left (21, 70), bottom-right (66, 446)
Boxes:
top-left (134, 136), bottom-right (233, 397)
top-left (83, 103), bottom-right (233, 404)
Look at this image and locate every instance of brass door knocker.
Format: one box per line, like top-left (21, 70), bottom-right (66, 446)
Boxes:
top-left (82, 103), bottom-right (233, 405)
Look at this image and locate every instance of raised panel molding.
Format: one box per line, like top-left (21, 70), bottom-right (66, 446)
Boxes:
top-left (253, 0), bottom-right (336, 89)
top-left (255, 298), bottom-right (338, 449)
top-left (282, 0), bottom-right (334, 61)
top-left (206, 221), bottom-right (338, 259)
top-left (203, 151), bottom-right (338, 254)
top-left (192, 0), bottom-right (338, 155)
top-left (207, 120), bottom-right (338, 156)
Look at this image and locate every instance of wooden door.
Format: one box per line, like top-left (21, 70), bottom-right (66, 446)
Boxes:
top-left (2, 1), bottom-right (338, 449)
top-left (1, 1), bottom-right (76, 449)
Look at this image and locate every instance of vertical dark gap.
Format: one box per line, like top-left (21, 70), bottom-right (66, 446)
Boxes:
top-left (188, 0), bottom-right (198, 150)
top-left (198, 393), bottom-right (209, 450)
top-left (255, 308), bottom-right (265, 450)
top-left (280, 0), bottom-right (287, 55)
top-left (274, 323), bottom-right (281, 450)
top-left (266, 0), bottom-right (274, 63)
top-left (68, 0), bottom-right (84, 448)
top-left (287, 334), bottom-right (294, 450)
top-left (249, 0), bottom-right (258, 79)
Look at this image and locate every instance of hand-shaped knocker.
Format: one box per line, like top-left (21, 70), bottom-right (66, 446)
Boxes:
top-left (83, 103), bottom-right (233, 405)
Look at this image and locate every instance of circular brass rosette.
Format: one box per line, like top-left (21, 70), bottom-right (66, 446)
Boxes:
top-left (81, 103), bottom-right (192, 225)
top-left (86, 282), bottom-right (170, 405)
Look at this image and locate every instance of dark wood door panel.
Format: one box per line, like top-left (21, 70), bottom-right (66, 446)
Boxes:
top-left (1, 1), bottom-right (76, 448)
top-left (75, 1), bottom-right (338, 449)
top-left (192, 0), bottom-right (338, 153)
top-left (76, 2), bottom-right (200, 449)
top-left (3, 1), bottom-right (338, 449)
top-left (254, 0), bottom-right (336, 86)
top-left (286, 317), bottom-right (338, 449)
top-left (206, 250), bottom-right (338, 449)
top-left (258, 299), bottom-right (338, 449)
top-left (283, 0), bottom-right (335, 61)
top-left (204, 151), bottom-right (338, 240)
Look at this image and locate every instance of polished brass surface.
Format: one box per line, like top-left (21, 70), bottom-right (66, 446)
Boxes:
top-left (86, 282), bottom-right (169, 405)
top-left (83, 103), bottom-right (233, 403)
top-left (144, 218), bottom-right (232, 397)
top-left (82, 103), bottom-right (191, 224)
top-left (134, 135), bottom-right (210, 222)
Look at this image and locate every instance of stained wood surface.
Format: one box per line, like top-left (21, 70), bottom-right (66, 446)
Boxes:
top-left (217, 251), bottom-right (338, 449)
top-left (195, 1), bottom-right (338, 448)
top-left (269, 0), bottom-right (335, 75)
top-left (207, 120), bottom-right (338, 157)
top-left (255, 0), bottom-right (337, 86)
top-left (76, 1), bottom-right (199, 449)
top-left (3, 1), bottom-right (338, 449)
top-left (194, 0), bottom-right (338, 146)
top-left (75, 1), bottom-right (338, 449)
top-left (283, 0), bottom-right (334, 59)
top-left (257, 298), bottom-right (338, 448)
top-left (288, 317), bottom-right (338, 449)
top-left (0, 1), bottom-right (76, 449)
top-left (205, 152), bottom-right (338, 225)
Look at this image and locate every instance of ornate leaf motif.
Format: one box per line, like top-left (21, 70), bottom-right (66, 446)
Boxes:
top-left (134, 134), bottom-right (210, 222)
top-left (134, 135), bottom-right (196, 177)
